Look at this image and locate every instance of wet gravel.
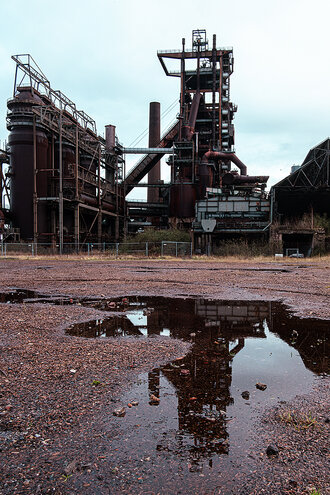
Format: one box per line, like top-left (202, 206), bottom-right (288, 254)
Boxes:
top-left (0, 257), bottom-right (329, 494)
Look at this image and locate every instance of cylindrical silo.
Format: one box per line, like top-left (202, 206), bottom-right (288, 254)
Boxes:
top-left (80, 152), bottom-right (97, 198)
top-left (7, 87), bottom-right (48, 240)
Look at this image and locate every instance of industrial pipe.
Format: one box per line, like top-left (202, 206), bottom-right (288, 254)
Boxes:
top-left (182, 90), bottom-right (201, 141)
top-left (122, 147), bottom-right (174, 154)
top-left (222, 172), bottom-right (269, 185)
top-left (202, 150), bottom-right (248, 175)
top-left (80, 194), bottom-right (115, 212)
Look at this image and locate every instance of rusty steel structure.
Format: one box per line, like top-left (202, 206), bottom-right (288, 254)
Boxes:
top-left (269, 138), bottom-right (330, 257)
top-left (2, 30), bottom-right (328, 256)
top-left (6, 55), bottom-right (124, 250)
top-left (0, 147), bottom-right (11, 238)
top-left (271, 138), bottom-right (330, 218)
top-left (3, 32), bottom-right (274, 250)
top-left (125, 29), bottom-right (270, 247)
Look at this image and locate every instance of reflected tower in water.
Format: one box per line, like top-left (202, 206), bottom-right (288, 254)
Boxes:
top-left (148, 300), bottom-right (269, 463)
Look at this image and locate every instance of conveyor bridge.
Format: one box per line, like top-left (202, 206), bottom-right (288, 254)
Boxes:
top-left (124, 121), bottom-right (179, 194)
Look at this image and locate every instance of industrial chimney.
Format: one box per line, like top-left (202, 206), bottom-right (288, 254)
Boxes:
top-left (147, 102), bottom-right (161, 203)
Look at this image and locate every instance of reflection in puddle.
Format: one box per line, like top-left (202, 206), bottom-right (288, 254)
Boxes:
top-left (1, 290), bottom-right (329, 492)
top-left (0, 288), bottom-right (74, 305)
top-left (66, 297), bottom-right (328, 375)
top-left (0, 288), bottom-right (49, 304)
top-left (67, 297), bottom-right (328, 489)
top-left (97, 298), bottom-right (328, 492)
top-left (2, 290), bottom-right (328, 375)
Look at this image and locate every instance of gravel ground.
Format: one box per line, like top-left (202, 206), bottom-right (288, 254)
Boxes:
top-left (0, 257), bottom-right (329, 494)
top-left (245, 379), bottom-right (329, 495)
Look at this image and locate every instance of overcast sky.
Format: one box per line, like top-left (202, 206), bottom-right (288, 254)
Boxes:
top-left (0, 0), bottom-right (329, 199)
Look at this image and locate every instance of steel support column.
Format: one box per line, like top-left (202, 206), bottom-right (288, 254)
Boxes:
top-left (59, 110), bottom-right (63, 254)
top-left (212, 34), bottom-right (217, 148)
top-left (33, 116), bottom-right (38, 243)
top-left (97, 147), bottom-right (102, 243)
top-left (74, 126), bottom-right (80, 251)
top-left (0, 161), bottom-right (3, 209)
top-left (74, 205), bottom-right (79, 252)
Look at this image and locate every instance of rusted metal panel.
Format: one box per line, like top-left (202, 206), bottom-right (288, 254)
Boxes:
top-left (169, 183), bottom-right (197, 218)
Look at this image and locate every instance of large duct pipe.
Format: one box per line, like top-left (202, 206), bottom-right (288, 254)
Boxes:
top-left (222, 172), bottom-right (269, 186)
top-left (80, 194), bottom-right (115, 212)
top-left (202, 150), bottom-right (248, 176)
top-left (148, 102), bottom-right (161, 203)
top-left (182, 90), bottom-right (201, 141)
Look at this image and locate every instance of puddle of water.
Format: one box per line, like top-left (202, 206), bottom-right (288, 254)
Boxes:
top-left (133, 266), bottom-right (291, 273)
top-left (1, 289), bottom-right (329, 492)
top-left (0, 288), bottom-right (84, 306)
top-left (2, 291), bottom-right (328, 375)
top-left (98, 298), bottom-right (328, 493)
top-left (0, 289), bottom-right (50, 304)
top-left (66, 297), bottom-right (329, 374)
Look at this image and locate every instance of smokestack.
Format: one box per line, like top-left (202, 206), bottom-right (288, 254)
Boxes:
top-left (148, 102), bottom-right (161, 203)
top-left (105, 125), bottom-right (116, 151)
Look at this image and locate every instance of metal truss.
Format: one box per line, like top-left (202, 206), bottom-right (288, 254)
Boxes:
top-left (12, 54), bottom-right (96, 133)
top-left (273, 138), bottom-right (330, 191)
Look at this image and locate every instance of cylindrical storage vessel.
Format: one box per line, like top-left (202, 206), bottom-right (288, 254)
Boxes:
top-left (55, 140), bottom-right (76, 187)
top-left (36, 131), bottom-right (49, 236)
top-left (80, 152), bottom-right (97, 198)
top-left (57, 140), bottom-right (75, 179)
top-left (198, 162), bottom-right (213, 197)
top-left (7, 87), bottom-right (48, 239)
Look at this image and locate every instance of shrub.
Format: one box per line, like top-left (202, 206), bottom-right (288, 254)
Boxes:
top-left (127, 228), bottom-right (190, 243)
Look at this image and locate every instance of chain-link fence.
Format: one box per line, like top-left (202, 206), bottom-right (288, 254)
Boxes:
top-left (0, 241), bottom-right (192, 258)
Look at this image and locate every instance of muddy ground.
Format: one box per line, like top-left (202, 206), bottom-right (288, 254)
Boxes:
top-left (0, 257), bottom-right (329, 494)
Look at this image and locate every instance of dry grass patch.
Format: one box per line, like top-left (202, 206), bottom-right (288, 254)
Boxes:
top-left (277, 409), bottom-right (318, 430)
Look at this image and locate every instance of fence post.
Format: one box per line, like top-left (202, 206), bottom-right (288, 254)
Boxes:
top-left (145, 242), bottom-right (148, 257)
top-left (1, 241), bottom-right (3, 257)
top-left (190, 242), bottom-right (193, 257)
top-left (103, 242), bottom-right (105, 253)
top-left (87, 243), bottom-right (90, 256)
top-left (175, 242), bottom-right (178, 258)
top-left (31, 243), bottom-right (34, 256)
top-left (116, 243), bottom-right (119, 258)
top-left (4, 243), bottom-right (7, 257)
top-left (161, 241), bottom-right (164, 257)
